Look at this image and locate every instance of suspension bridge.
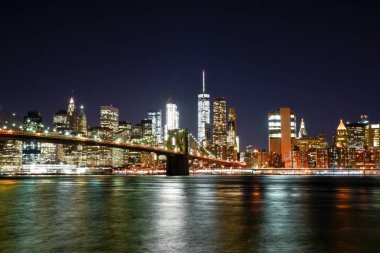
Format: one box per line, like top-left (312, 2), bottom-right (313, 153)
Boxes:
top-left (0, 128), bottom-right (245, 175)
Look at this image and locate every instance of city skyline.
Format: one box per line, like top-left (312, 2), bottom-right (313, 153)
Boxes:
top-left (1, 1), bottom-right (380, 149)
top-left (2, 2), bottom-right (380, 252)
top-left (1, 89), bottom-right (379, 151)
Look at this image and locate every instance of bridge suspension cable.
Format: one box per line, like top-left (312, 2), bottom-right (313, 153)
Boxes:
top-left (188, 132), bottom-right (216, 159)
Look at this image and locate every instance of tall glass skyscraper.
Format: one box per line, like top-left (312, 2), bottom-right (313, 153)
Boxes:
top-left (165, 98), bottom-right (179, 141)
top-left (197, 70), bottom-right (210, 143)
top-left (148, 110), bottom-right (163, 144)
top-left (213, 97), bottom-right (227, 159)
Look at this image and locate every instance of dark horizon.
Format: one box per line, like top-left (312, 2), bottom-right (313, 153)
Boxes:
top-left (1, 0), bottom-right (380, 149)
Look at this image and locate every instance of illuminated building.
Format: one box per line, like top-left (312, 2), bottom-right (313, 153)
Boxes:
top-left (227, 107), bottom-right (238, 160)
top-left (242, 145), bottom-right (270, 168)
top-left (116, 121), bottom-right (132, 142)
top-left (114, 121), bottom-right (132, 167)
top-left (100, 105), bottom-right (119, 133)
top-left (268, 107), bottom-right (296, 162)
top-left (77, 105), bottom-right (87, 135)
top-left (60, 101), bottom-right (87, 166)
top-left (298, 118), bottom-right (307, 138)
top-left (345, 117), bottom-right (368, 150)
top-left (316, 148), bottom-right (329, 168)
top-left (127, 119), bottom-right (155, 167)
top-left (295, 133), bottom-right (329, 152)
top-left (22, 111), bottom-right (43, 164)
top-left (0, 140), bottom-right (22, 172)
top-left (367, 124), bottom-right (380, 150)
top-left (197, 70), bottom-right (211, 144)
top-left (252, 149), bottom-right (271, 168)
top-left (240, 145), bottom-right (252, 165)
top-left (148, 110), bottom-right (163, 143)
top-left (333, 119), bottom-right (348, 148)
top-left (293, 132), bottom-right (329, 169)
top-left (142, 119), bottom-right (153, 138)
top-left (99, 106), bottom-right (121, 167)
top-left (22, 141), bottom-right (41, 165)
top-left (285, 150), bottom-right (305, 168)
top-left (213, 97), bottom-right (227, 159)
top-left (61, 143), bottom-right (85, 167)
top-left (66, 97), bottom-right (77, 130)
top-left (85, 127), bottom-right (113, 168)
top-left (164, 98), bottom-right (179, 141)
top-left (53, 109), bottom-right (69, 164)
top-left (40, 143), bottom-right (58, 163)
top-left (352, 150), bottom-right (377, 169)
top-left (330, 119), bottom-right (356, 168)
top-left (328, 147), bottom-right (355, 168)
top-left (131, 124), bottom-right (143, 141)
top-left (53, 109), bottom-right (67, 131)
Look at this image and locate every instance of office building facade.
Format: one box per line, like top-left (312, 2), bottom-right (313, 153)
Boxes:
top-left (268, 107), bottom-right (296, 162)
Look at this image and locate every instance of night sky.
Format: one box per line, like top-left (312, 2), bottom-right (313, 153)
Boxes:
top-left (1, 0), bottom-right (380, 149)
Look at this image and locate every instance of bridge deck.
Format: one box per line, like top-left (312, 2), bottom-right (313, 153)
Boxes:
top-left (0, 129), bottom-right (245, 167)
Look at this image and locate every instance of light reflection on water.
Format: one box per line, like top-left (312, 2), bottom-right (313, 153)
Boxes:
top-left (1, 176), bottom-right (380, 252)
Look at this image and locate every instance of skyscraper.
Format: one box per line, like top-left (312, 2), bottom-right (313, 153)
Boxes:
top-left (148, 110), bottom-right (163, 144)
top-left (197, 70), bottom-right (211, 144)
top-left (227, 107), bottom-right (238, 160)
top-left (333, 119), bottom-right (348, 148)
top-left (99, 106), bottom-right (119, 167)
top-left (22, 111), bottom-right (43, 164)
top-left (213, 97), bottom-right (227, 159)
top-left (268, 107), bottom-right (296, 162)
top-left (77, 105), bottom-right (87, 135)
top-left (100, 105), bottom-right (119, 133)
top-left (66, 97), bottom-right (77, 130)
top-left (0, 140), bottom-right (22, 172)
top-left (329, 119), bottom-right (355, 168)
top-left (367, 124), bottom-right (380, 150)
top-left (141, 119), bottom-right (153, 139)
top-left (164, 98), bottom-right (179, 141)
top-left (346, 116), bottom-right (368, 151)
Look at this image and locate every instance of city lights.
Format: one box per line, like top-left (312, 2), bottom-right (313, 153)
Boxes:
top-left (0, 78), bottom-right (379, 174)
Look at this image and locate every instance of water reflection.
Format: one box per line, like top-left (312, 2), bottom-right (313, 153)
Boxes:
top-left (0, 176), bottom-right (380, 252)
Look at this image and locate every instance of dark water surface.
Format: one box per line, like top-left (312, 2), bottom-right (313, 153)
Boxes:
top-left (1, 175), bottom-right (380, 252)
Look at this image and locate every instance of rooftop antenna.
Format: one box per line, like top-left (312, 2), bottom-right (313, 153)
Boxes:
top-left (202, 70), bottom-right (206, 93)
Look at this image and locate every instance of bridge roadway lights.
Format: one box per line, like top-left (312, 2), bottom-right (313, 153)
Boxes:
top-left (166, 154), bottom-right (189, 176)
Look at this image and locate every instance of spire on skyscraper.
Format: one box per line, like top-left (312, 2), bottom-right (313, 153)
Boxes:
top-left (67, 97), bottom-right (77, 130)
top-left (298, 118), bottom-right (307, 138)
top-left (337, 119), bottom-right (347, 131)
top-left (202, 70), bottom-right (206, 93)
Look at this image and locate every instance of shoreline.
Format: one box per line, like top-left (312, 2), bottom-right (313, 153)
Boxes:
top-left (2, 168), bottom-right (380, 177)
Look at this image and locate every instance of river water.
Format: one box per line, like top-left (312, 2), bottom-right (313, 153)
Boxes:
top-left (1, 175), bottom-right (380, 252)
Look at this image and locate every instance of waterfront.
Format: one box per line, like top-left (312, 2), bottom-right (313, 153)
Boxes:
top-left (1, 175), bottom-right (380, 252)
